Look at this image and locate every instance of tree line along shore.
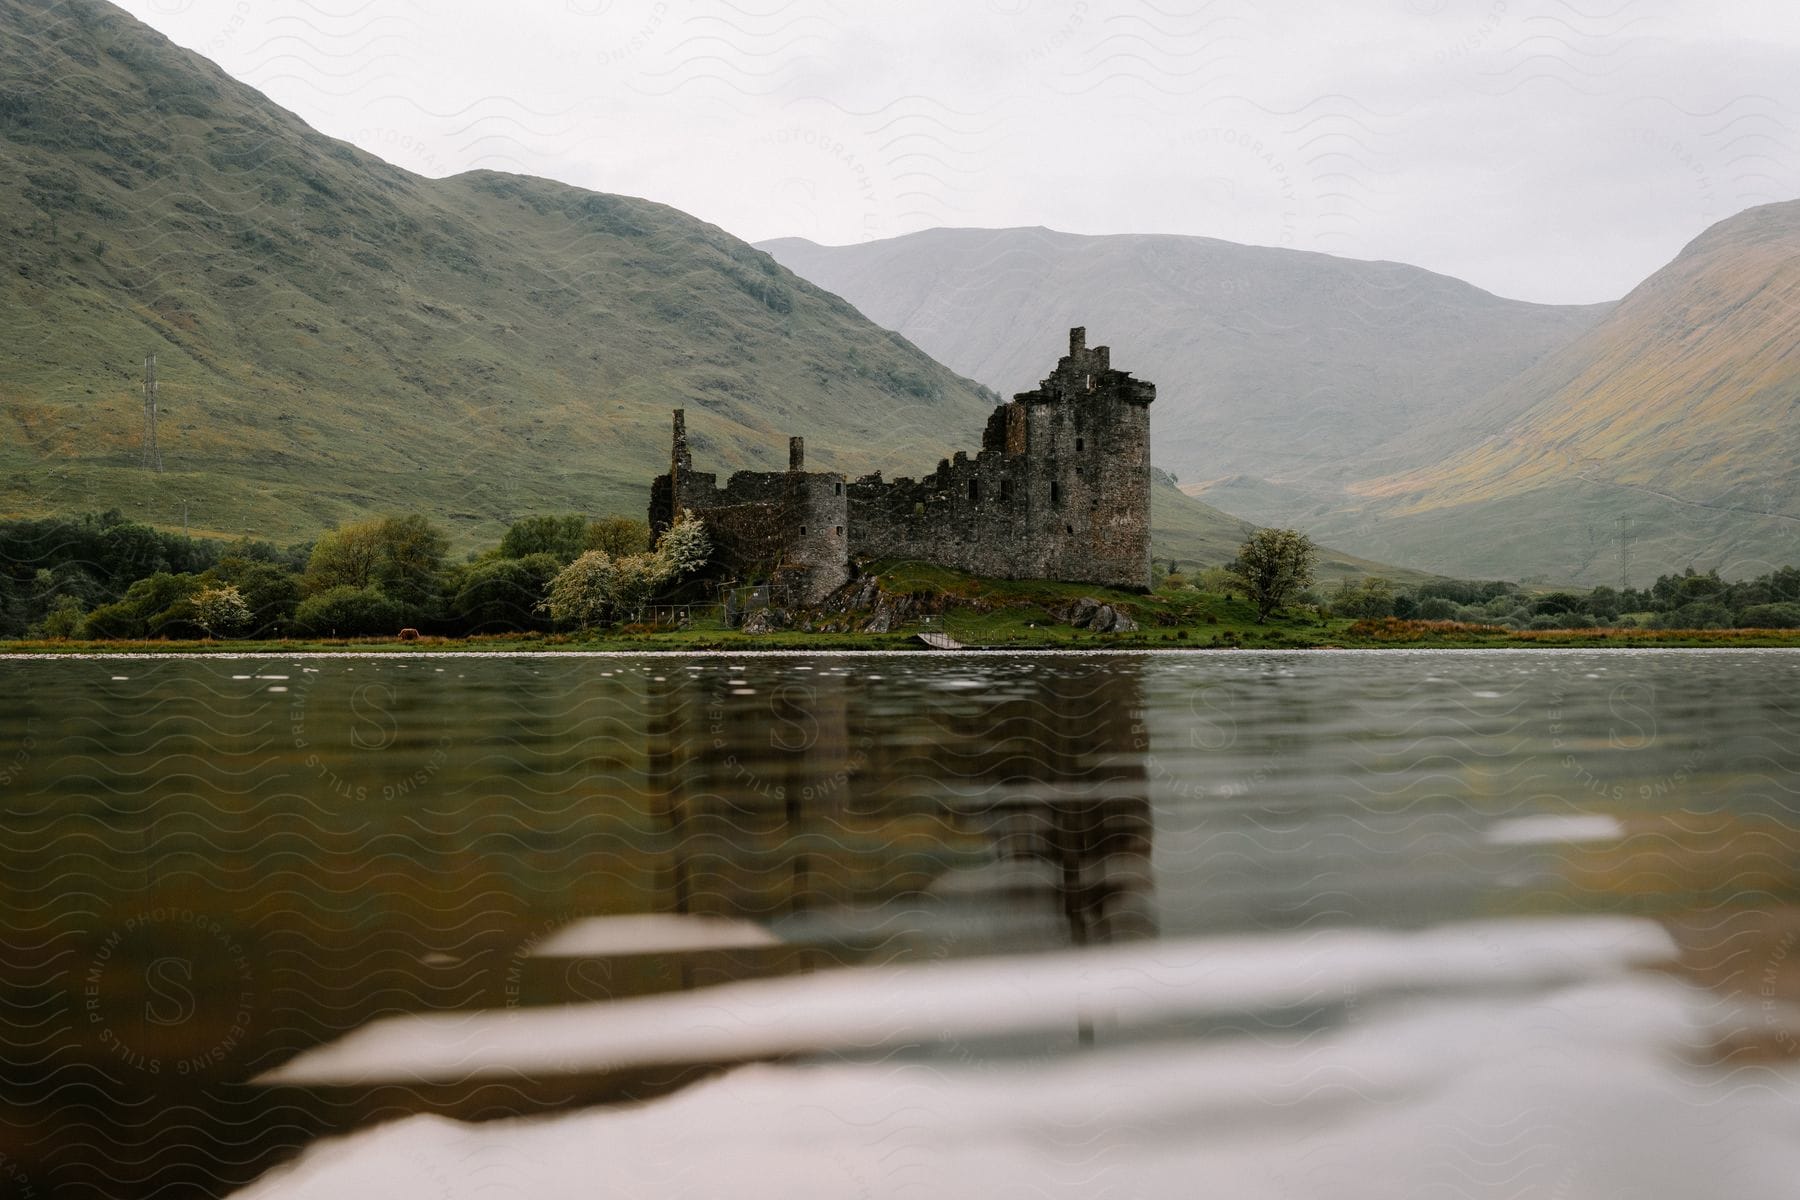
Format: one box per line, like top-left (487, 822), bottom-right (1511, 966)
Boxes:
top-left (3, 510), bottom-right (1800, 651)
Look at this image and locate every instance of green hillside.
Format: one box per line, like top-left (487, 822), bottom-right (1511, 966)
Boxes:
top-left (1326, 200), bottom-right (1800, 583)
top-left (0, 0), bottom-right (1431, 582)
top-left (0, 0), bottom-right (1003, 547)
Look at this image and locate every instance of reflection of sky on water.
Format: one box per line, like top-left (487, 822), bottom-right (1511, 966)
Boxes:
top-left (257, 916), bottom-right (1676, 1083)
top-left (3, 650), bottom-right (1798, 1198)
top-left (244, 923), bottom-right (1800, 1199)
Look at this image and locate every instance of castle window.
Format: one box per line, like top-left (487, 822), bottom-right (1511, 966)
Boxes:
top-left (834, 525), bottom-right (842, 536)
top-left (1050, 481), bottom-right (1060, 504)
top-left (1075, 437), bottom-right (1084, 452)
top-left (1085, 374), bottom-right (1093, 391)
top-left (969, 480), bottom-right (980, 502)
top-left (1000, 478), bottom-right (1012, 500)
top-left (835, 482), bottom-right (842, 496)
top-left (913, 502), bottom-right (924, 517)
top-left (799, 526), bottom-right (807, 535)
top-left (1074, 466), bottom-right (1083, 477)
top-left (1065, 524), bottom-right (1074, 535)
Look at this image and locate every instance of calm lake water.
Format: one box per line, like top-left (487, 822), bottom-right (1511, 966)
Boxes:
top-left (3, 650), bottom-right (1799, 1198)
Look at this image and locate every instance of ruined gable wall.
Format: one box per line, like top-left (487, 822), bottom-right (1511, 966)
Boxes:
top-left (847, 445), bottom-right (1034, 578)
top-left (652, 462), bottom-right (849, 604)
top-left (848, 328), bottom-right (1155, 589)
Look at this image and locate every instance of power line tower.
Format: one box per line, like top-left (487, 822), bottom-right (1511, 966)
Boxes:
top-left (140, 354), bottom-right (162, 473)
top-left (1617, 515), bottom-right (1634, 592)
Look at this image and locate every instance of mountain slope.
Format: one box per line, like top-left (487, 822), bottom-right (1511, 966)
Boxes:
top-left (758, 227), bottom-right (1609, 501)
top-left (0, 0), bottom-right (1002, 545)
top-left (1146, 471), bottom-right (1434, 586)
top-left (1325, 200), bottom-right (1800, 582)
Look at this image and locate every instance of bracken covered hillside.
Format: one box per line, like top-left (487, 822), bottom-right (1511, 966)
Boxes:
top-left (1328, 200), bottom-right (1800, 581)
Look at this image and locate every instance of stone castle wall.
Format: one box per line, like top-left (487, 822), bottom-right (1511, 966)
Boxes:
top-left (649, 327), bottom-right (1156, 596)
top-left (651, 421), bottom-right (850, 604)
top-left (847, 327), bottom-right (1155, 589)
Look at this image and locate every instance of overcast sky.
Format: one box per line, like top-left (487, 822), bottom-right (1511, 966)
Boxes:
top-left (116, 0), bottom-right (1800, 304)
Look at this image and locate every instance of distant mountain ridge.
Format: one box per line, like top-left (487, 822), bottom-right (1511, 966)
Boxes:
top-left (757, 227), bottom-right (1610, 494)
top-left (762, 210), bottom-right (1800, 583)
top-left (1316, 198), bottom-right (1800, 581)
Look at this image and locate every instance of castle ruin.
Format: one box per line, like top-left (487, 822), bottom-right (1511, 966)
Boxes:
top-left (648, 327), bottom-right (1156, 597)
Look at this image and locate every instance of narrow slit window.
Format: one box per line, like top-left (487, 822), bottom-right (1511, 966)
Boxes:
top-left (1050, 481), bottom-right (1060, 504)
top-left (1000, 478), bottom-right (1012, 500)
top-left (799, 526), bottom-right (806, 535)
top-left (969, 480), bottom-right (980, 502)
top-left (1075, 437), bottom-right (1084, 451)
top-left (834, 482), bottom-right (842, 496)
top-left (834, 525), bottom-right (842, 536)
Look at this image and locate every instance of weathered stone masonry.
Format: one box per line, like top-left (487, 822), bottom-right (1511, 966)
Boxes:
top-left (649, 327), bottom-right (1156, 595)
top-left (649, 412), bottom-right (851, 604)
top-left (848, 327), bottom-right (1155, 589)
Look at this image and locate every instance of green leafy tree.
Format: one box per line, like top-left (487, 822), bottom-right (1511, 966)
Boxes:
top-left (1226, 529), bottom-right (1317, 623)
top-left (653, 509), bottom-right (711, 582)
top-left (293, 586), bottom-right (405, 638)
top-left (610, 554), bottom-right (665, 621)
top-left (542, 513), bottom-right (711, 629)
top-left (1738, 602), bottom-right (1800, 629)
top-left (304, 522), bottom-right (384, 592)
top-left (34, 595), bottom-right (86, 640)
top-left (303, 515), bottom-right (447, 620)
top-left (1332, 577), bottom-right (1395, 620)
top-left (1650, 600), bottom-right (1732, 630)
top-left (32, 562), bottom-right (107, 610)
top-left (1585, 586), bottom-right (1622, 621)
top-left (81, 573), bottom-right (202, 639)
top-left (452, 553), bottom-right (561, 632)
top-left (193, 585), bottom-right (252, 639)
top-left (1532, 592), bottom-right (1590, 617)
top-left (1416, 596), bottom-right (1458, 621)
top-left (212, 560), bottom-right (302, 637)
top-left (1195, 566), bottom-right (1239, 597)
top-left (586, 516), bottom-right (651, 558)
top-left (372, 514), bottom-right (449, 610)
top-left (542, 550), bottom-right (619, 630)
top-left (500, 515), bottom-right (589, 564)
top-left (1676, 572), bottom-right (1725, 603)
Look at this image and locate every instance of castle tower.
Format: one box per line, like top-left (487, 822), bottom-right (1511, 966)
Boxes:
top-left (1008, 327), bottom-right (1156, 588)
top-left (843, 327), bottom-right (1155, 588)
